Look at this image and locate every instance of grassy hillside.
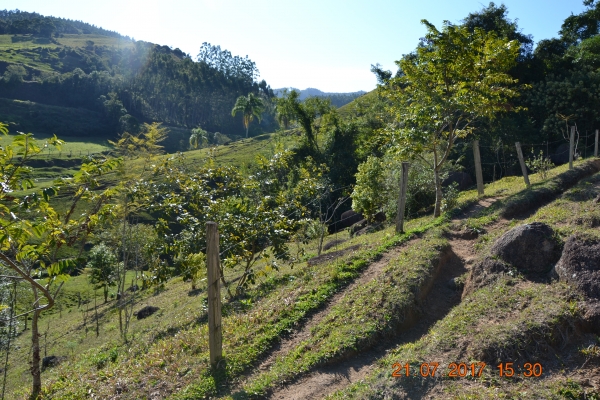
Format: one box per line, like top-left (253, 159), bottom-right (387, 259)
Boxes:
top-left (3, 158), bottom-right (599, 399)
top-left (0, 34), bottom-right (134, 73)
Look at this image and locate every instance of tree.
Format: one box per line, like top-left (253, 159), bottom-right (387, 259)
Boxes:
top-left (87, 243), bottom-right (118, 303)
top-left (3, 64), bottom-right (26, 83)
top-left (0, 123), bottom-right (119, 399)
top-left (275, 90), bottom-right (334, 151)
top-left (189, 127), bottom-right (209, 149)
top-left (379, 20), bottom-right (520, 217)
top-left (231, 93), bottom-right (264, 138)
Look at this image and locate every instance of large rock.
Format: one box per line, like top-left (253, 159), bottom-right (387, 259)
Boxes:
top-left (550, 143), bottom-right (571, 165)
top-left (135, 305), bottom-right (160, 320)
top-left (555, 234), bottom-right (600, 300)
top-left (42, 355), bottom-right (65, 370)
top-left (443, 172), bottom-right (474, 191)
top-left (329, 210), bottom-right (364, 233)
top-left (490, 222), bottom-right (560, 274)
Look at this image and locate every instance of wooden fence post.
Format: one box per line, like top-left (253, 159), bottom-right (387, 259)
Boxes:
top-left (595, 129), bottom-right (598, 158)
top-left (473, 140), bottom-right (484, 196)
top-left (395, 162), bottom-right (410, 233)
top-left (569, 126), bottom-right (575, 169)
top-left (206, 222), bottom-right (222, 368)
top-left (515, 142), bottom-right (530, 188)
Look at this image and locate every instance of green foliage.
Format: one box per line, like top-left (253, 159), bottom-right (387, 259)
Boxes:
top-left (379, 19), bottom-right (520, 217)
top-left (525, 149), bottom-right (553, 179)
top-left (188, 127), bottom-right (208, 150)
top-left (180, 252), bottom-right (206, 290)
top-left (2, 64), bottom-right (27, 83)
top-left (231, 93), bottom-right (264, 138)
top-left (87, 243), bottom-right (117, 303)
top-left (276, 89), bottom-right (335, 151)
top-left (109, 122), bottom-right (168, 159)
top-left (351, 156), bottom-right (384, 220)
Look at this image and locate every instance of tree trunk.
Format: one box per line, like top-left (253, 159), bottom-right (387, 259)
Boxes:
top-left (245, 124), bottom-right (249, 138)
top-left (433, 167), bottom-right (443, 218)
top-left (30, 301), bottom-right (41, 399)
top-left (104, 286), bottom-right (108, 303)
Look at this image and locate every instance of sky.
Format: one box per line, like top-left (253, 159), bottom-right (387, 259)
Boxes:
top-left (1, 0), bottom-right (590, 93)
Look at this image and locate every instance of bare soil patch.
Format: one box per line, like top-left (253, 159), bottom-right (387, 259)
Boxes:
top-left (266, 237), bottom-right (472, 399)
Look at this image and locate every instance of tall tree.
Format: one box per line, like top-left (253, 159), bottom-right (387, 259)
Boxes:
top-left (231, 93), bottom-right (264, 138)
top-left (378, 20), bottom-right (521, 217)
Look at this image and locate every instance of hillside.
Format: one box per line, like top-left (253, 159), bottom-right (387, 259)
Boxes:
top-left (0, 10), bottom-right (277, 143)
top-left (1, 158), bottom-right (598, 399)
top-left (3, 3), bottom-right (600, 399)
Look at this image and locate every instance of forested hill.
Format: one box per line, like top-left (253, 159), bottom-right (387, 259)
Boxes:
top-left (0, 10), bottom-right (277, 142)
top-left (0, 9), bottom-right (125, 38)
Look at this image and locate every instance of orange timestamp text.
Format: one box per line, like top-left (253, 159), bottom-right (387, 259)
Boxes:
top-left (392, 362), bottom-right (543, 378)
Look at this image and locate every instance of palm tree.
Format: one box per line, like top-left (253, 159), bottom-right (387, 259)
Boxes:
top-left (189, 127), bottom-right (209, 149)
top-left (231, 93), bottom-right (264, 138)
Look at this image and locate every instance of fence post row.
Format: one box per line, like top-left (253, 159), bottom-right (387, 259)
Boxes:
top-left (515, 142), bottom-right (531, 188)
top-left (395, 162), bottom-right (410, 234)
top-left (569, 126), bottom-right (575, 170)
top-left (472, 140), bottom-right (485, 196)
top-left (206, 221), bottom-right (222, 368)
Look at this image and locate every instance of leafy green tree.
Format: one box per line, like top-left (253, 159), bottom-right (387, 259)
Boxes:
top-left (189, 126), bottom-right (209, 149)
top-left (379, 20), bottom-right (520, 217)
top-left (275, 90), bottom-right (334, 151)
top-left (3, 64), bottom-right (26, 83)
top-left (87, 243), bottom-right (118, 303)
top-left (351, 156), bottom-right (384, 220)
top-left (109, 122), bottom-right (169, 159)
top-left (231, 93), bottom-right (264, 138)
top-left (0, 123), bottom-right (120, 399)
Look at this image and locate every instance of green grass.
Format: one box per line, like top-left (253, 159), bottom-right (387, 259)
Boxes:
top-left (240, 226), bottom-right (449, 398)
top-left (5, 151), bottom-right (600, 398)
top-left (0, 97), bottom-right (109, 137)
top-left (0, 34), bottom-right (134, 72)
top-left (7, 216), bottom-right (438, 399)
top-left (325, 167), bottom-right (600, 400)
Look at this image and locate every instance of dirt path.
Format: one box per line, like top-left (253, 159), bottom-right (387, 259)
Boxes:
top-left (267, 237), bottom-right (472, 400)
top-left (261, 200), bottom-right (500, 400)
top-left (256, 238), bottom-right (420, 373)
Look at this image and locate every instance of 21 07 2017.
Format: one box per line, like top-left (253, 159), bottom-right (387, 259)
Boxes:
top-left (392, 362), bottom-right (543, 378)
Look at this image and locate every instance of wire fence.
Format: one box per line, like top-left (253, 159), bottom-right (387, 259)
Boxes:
top-left (1, 126), bottom-right (599, 397)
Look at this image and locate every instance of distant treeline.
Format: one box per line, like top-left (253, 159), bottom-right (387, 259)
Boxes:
top-left (0, 9), bottom-right (126, 38)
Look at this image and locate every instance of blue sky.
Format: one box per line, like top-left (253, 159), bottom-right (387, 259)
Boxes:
top-left (2, 0), bottom-right (590, 92)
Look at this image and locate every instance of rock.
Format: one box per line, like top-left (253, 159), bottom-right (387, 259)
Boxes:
top-left (323, 239), bottom-right (346, 251)
top-left (463, 256), bottom-right (511, 295)
top-left (550, 143), bottom-right (570, 165)
top-left (135, 305), bottom-right (160, 320)
top-left (490, 222), bottom-right (560, 274)
top-left (42, 355), bottom-right (64, 370)
top-left (128, 284), bottom-right (139, 292)
top-left (582, 301), bottom-right (600, 335)
top-left (373, 211), bottom-right (386, 223)
top-left (443, 172), bottom-right (474, 191)
top-left (555, 234), bottom-right (600, 300)
top-left (349, 219), bottom-right (368, 235)
top-left (329, 210), bottom-right (364, 233)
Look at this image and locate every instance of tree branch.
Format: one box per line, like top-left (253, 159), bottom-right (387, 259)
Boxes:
top-left (0, 253), bottom-right (54, 312)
